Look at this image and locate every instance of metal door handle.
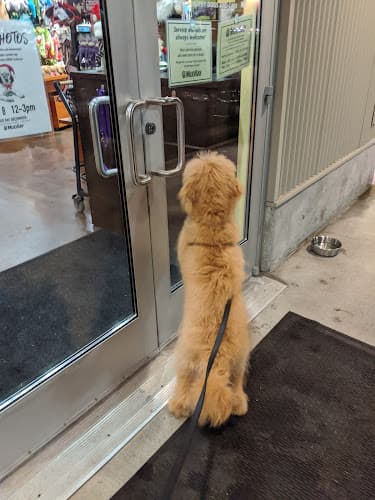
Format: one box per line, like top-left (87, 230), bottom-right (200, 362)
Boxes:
top-left (147, 97), bottom-right (185, 178)
top-left (125, 97), bottom-right (185, 186)
top-left (125, 100), bottom-right (152, 186)
top-left (88, 96), bottom-right (118, 178)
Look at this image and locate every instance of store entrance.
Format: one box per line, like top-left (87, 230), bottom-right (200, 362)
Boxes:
top-left (0, 0), bottom-right (269, 479)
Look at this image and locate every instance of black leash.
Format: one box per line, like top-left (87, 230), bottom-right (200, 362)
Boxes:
top-left (162, 298), bottom-right (233, 500)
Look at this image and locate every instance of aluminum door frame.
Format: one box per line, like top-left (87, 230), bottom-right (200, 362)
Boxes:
top-left (0, 0), bottom-right (159, 479)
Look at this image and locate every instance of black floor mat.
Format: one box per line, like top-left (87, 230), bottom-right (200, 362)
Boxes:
top-left (112, 312), bottom-right (375, 500)
top-left (0, 230), bottom-right (133, 402)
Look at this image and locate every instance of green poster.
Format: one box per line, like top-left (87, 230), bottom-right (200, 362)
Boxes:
top-left (216, 15), bottom-right (254, 80)
top-left (166, 20), bottom-right (212, 87)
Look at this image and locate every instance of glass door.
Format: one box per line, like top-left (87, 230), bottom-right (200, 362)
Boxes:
top-left (130, 0), bottom-right (261, 344)
top-left (0, 1), bottom-right (158, 478)
top-left (0, 0), bottom-right (274, 478)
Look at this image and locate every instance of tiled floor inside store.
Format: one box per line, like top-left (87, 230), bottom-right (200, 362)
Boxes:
top-left (0, 131), bottom-right (137, 404)
top-left (0, 130), bottom-right (92, 273)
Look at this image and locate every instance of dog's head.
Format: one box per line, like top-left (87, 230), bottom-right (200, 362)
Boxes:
top-left (179, 152), bottom-right (243, 220)
top-left (0, 64), bottom-right (15, 89)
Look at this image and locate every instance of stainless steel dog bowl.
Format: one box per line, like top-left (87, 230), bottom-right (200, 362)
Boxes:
top-left (311, 235), bottom-right (342, 257)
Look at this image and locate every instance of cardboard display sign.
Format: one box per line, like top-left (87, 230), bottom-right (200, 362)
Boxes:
top-left (0, 21), bottom-right (52, 140)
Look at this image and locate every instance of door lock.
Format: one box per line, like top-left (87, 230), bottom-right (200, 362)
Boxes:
top-left (145, 122), bottom-right (157, 135)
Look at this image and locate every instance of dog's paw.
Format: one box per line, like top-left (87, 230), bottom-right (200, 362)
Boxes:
top-left (232, 390), bottom-right (248, 416)
top-left (199, 387), bottom-right (233, 428)
top-left (168, 396), bottom-right (192, 419)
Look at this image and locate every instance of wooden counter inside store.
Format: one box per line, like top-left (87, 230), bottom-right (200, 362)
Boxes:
top-left (72, 70), bottom-right (240, 232)
top-left (44, 74), bottom-right (71, 130)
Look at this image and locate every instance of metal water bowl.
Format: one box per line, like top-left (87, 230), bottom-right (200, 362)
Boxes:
top-left (311, 235), bottom-right (342, 257)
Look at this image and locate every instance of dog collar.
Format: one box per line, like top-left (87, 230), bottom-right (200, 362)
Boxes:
top-left (187, 242), bottom-right (236, 248)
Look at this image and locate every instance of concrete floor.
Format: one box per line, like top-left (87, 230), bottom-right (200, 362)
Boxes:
top-left (0, 130), bottom-right (92, 272)
top-left (72, 187), bottom-right (375, 499)
top-left (251, 187), bottom-right (375, 349)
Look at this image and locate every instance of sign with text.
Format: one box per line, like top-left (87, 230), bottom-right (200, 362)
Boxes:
top-left (0, 21), bottom-right (51, 140)
top-left (166, 20), bottom-right (212, 87)
top-left (216, 15), bottom-right (254, 80)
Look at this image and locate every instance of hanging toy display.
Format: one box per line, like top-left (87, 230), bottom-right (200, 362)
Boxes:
top-left (156, 0), bottom-right (183, 22)
top-left (44, 2), bottom-right (81, 25)
top-left (182, 0), bottom-right (191, 21)
top-left (156, 1), bottom-right (184, 71)
top-left (51, 26), bottom-right (63, 62)
top-left (92, 2), bottom-right (105, 71)
top-left (159, 35), bottom-right (167, 71)
top-left (76, 19), bottom-right (99, 71)
top-left (35, 25), bottom-right (56, 65)
top-left (4, 0), bottom-right (35, 22)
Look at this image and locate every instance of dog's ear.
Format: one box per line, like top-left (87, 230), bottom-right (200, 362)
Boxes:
top-left (10, 73), bottom-right (14, 83)
top-left (178, 176), bottom-right (196, 214)
top-left (231, 177), bottom-right (243, 199)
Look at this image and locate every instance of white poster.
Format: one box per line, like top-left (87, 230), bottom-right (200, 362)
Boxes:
top-left (216, 15), bottom-right (254, 80)
top-left (167, 20), bottom-right (212, 87)
top-left (0, 21), bottom-right (51, 140)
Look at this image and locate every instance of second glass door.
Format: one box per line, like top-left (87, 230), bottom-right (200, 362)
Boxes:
top-left (0, 0), bottom-right (159, 478)
top-left (132, 0), bottom-right (260, 343)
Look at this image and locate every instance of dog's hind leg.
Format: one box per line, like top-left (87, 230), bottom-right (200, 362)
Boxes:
top-left (198, 357), bottom-right (233, 428)
top-left (169, 378), bottom-right (195, 419)
top-left (231, 360), bottom-right (248, 416)
top-left (168, 355), bottom-right (203, 419)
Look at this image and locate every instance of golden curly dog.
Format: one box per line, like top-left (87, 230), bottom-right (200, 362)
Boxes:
top-left (168, 151), bottom-right (250, 427)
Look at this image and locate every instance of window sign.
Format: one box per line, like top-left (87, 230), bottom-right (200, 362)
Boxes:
top-left (216, 14), bottom-right (254, 80)
top-left (0, 21), bottom-right (52, 140)
top-left (166, 20), bottom-right (212, 87)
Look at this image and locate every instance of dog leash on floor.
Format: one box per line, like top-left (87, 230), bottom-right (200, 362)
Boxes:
top-left (161, 298), bottom-right (233, 500)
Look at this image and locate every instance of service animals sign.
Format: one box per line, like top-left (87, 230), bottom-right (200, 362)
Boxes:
top-left (166, 20), bottom-right (212, 87)
top-left (0, 21), bottom-right (51, 139)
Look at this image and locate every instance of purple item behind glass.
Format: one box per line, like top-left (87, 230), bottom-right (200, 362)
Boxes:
top-left (97, 86), bottom-right (113, 172)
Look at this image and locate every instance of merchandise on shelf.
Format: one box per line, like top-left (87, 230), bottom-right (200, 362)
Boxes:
top-left (41, 63), bottom-right (66, 76)
top-left (2, 1), bottom-right (105, 73)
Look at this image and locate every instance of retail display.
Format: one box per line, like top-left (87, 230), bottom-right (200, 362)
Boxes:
top-left (2, 1), bottom-right (103, 70)
top-left (92, 5), bottom-right (104, 71)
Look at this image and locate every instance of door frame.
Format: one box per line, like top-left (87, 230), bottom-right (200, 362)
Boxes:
top-left (247, 0), bottom-right (279, 276)
top-left (0, 0), bottom-right (159, 479)
top-left (132, 0), bottom-right (280, 345)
